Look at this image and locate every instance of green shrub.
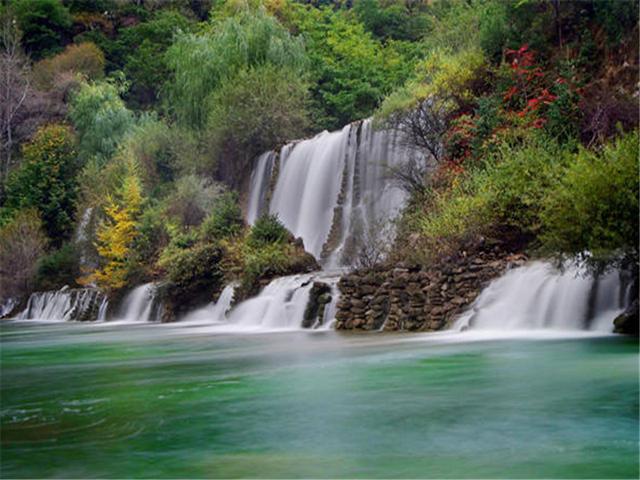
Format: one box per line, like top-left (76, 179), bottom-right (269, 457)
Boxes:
top-left (200, 192), bottom-right (244, 241)
top-left (117, 115), bottom-right (177, 190)
top-left (161, 242), bottom-right (224, 299)
top-left (540, 131), bottom-right (639, 263)
top-left (12, 0), bottom-right (72, 60)
top-left (134, 202), bottom-right (170, 268)
top-left (163, 175), bottom-right (223, 229)
top-left (246, 214), bottom-right (288, 249)
top-left (416, 132), bottom-right (568, 259)
top-left (36, 243), bottom-right (79, 290)
top-left (243, 242), bottom-right (290, 279)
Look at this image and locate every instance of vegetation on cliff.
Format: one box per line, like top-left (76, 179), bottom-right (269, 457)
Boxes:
top-left (0, 0), bottom-right (637, 309)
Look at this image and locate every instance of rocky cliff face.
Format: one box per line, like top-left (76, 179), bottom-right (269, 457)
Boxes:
top-left (335, 245), bottom-right (528, 331)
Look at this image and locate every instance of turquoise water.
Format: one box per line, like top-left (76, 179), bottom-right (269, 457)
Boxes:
top-left (1, 323), bottom-right (638, 478)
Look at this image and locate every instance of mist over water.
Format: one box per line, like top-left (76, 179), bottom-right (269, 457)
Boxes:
top-left (1, 323), bottom-right (637, 478)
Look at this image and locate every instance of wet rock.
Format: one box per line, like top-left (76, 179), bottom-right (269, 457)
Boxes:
top-left (302, 282), bottom-right (332, 328)
top-left (613, 299), bottom-right (639, 336)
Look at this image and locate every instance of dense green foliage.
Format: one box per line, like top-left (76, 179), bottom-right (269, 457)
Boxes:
top-left (165, 9), bottom-right (307, 130)
top-left (12, 0), bottom-right (72, 59)
top-left (206, 65), bottom-right (309, 183)
top-left (119, 10), bottom-right (194, 107)
top-left (36, 243), bottom-right (80, 291)
top-left (540, 133), bottom-right (639, 264)
top-left (292, 4), bottom-right (413, 130)
top-left (69, 79), bottom-right (135, 164)
top-left (1, 0), bottom-right (637, 305)
top-left (1, 124), bottom-right (78, 243)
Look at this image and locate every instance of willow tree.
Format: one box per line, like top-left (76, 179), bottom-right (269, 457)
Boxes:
top-left (164, 8), bottom-right (309, 186)
top-left (164, 8), bottom-right (308, 130)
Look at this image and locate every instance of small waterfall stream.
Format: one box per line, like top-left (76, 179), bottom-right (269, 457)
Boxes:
top-left (180, 284), bottom-right (236, 324)
top-left (116, 283), bottom-right (159, 323)
top-left (18, 288), bottom-right (108, 322)
top-left (455, 262), bottom-right (631, 332)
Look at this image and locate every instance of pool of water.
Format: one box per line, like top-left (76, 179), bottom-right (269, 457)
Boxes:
top-left (1, 322), bottom-right (638, 478)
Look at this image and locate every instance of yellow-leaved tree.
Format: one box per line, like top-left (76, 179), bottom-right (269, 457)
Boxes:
top-left (82, 165), bottom-right (143, 291)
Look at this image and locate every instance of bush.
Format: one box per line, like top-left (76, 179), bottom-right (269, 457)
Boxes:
top-left (32, 42), bottom-right (105, 90)
top-left (2, 123), bottom-right (79, 243)
top-left (163, 175), bottom-right (223, 228)
top-left (160, 241), bottom-right (224, 299)
top-left (0, 209), bottom-right (47, 300)
top-left (36, 243), bottom-right (79, 290)
top-left (540, 131), bottom-right (639, 264)
top-left (200, 192), bottom-right (245, 241)
top-left (246, 214), bottom-right (288, 249)
top-left (117, 115), bottom-right (176, 190)
top-left (133, 202), bottom-right (170, 269)
top-left (414, 133), bottom-right (568, 260)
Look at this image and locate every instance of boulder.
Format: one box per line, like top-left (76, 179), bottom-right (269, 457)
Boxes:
top-left (613, 299), bottom-right (639, 336)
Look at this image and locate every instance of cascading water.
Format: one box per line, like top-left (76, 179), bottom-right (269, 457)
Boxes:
top-left (246, 151), bottom-right (277, 225)
top-left (116, 283), bottom-right (159, 322)
top-left (180, 284), bottom-right (236, 324)
top-left (455, 262), bottom-right (632, 332)
top-left (17, 287), bottom-right (107, 322)
top-left (236, 118), bottom-right (418, 330)
top-left (226, 275), bottom-right (314, 330)
top-left (247, 118), bottom-right (420, 266)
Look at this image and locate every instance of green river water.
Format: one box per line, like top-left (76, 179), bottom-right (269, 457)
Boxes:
top-left (0, 322), bottom-right (638, 478)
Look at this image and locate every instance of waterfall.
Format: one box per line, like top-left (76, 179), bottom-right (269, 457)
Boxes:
top-left (116, 283), bottom-right (159, 322)
top-left (204, 273), bottom-right (338, 331)
top-left (17, 287), bottom-right (107, 322)
top-left (180, 284), bottom-right (236, 324)
top-left (247, 119), bottom-right (420, 266)
top-left (455, 262), bottom-right (631, 332)
top-left (246, 151), bottom-right (276, 225)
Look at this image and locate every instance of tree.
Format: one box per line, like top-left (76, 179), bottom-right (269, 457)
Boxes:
top-left (0, 7), bottom-right (30, 183)
top-left (12, 0), bottom-right (72, 60)
top-left (85, 164), bottom-right (143, 291)
top-left (540, 131), bottom-right (639, 266)
top-left (119, 9), bottom-right (193, 106)
top-left (2, 123), bottom-right (78, 243)
top-left (207, 65), bottom-right (309, 185)
top-left (293, 5), bottom-right (412, 130)
top-left (69, 78), bottom-right (135, 163)
top-left (165, 8), bottom-right (307, 130)
top-left (0, 208), bottom-right (47, 300)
